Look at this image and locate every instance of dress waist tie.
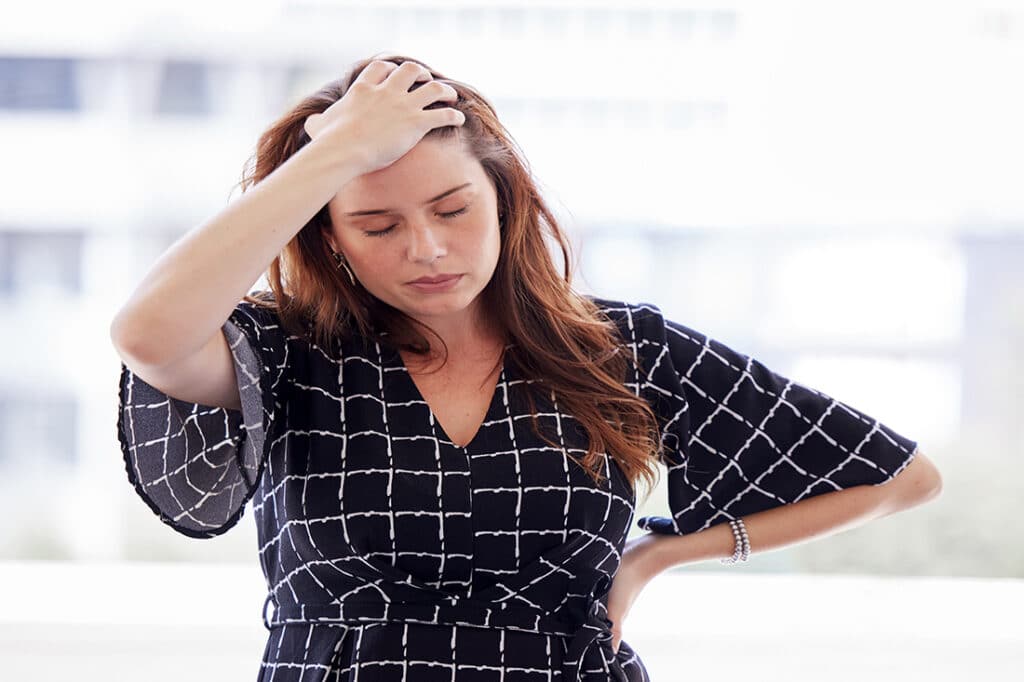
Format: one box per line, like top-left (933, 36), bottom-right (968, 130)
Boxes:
top-left (262, 593), bottom-right (627, 681)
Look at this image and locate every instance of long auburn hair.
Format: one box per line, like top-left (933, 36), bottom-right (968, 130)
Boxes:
top-left (234, 53), bottom-right (662, 500)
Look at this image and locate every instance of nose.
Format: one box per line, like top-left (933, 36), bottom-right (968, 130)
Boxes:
top-left (405, 221), bottom-right (446, 263)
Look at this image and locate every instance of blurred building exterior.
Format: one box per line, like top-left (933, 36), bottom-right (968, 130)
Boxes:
top-left (0, 1), bottom-right (1020, 575)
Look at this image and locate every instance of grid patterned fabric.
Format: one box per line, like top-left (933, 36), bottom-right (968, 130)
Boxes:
top-left (624, 301), bottom-right (919, 536)
top-left (118, 300), bottom-right (287, 538)
top-left (116, 293), bottom-right (918, 681)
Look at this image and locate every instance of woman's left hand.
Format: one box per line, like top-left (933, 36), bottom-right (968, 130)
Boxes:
top-left (606, 534), bottom-right (662, 654)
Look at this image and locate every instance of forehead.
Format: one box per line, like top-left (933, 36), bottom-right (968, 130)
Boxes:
top-left (332, 136), bottom-right (479, 208)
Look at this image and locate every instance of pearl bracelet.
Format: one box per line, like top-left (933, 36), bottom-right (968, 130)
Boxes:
top-left (720, 518), bottom-right (750, 565)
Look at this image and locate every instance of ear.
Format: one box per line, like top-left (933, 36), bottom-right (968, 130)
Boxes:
top-left (321, 228), bottom-right (337, 253)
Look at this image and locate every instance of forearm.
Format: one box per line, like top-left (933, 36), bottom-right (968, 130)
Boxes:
top-left (637, 479), bottom-right (926, 579)
top-left (111, 137), bottom-right (362, 366)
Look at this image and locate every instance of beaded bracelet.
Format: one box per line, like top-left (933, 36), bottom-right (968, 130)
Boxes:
top-left (720, 518), bottom-right (750, 565)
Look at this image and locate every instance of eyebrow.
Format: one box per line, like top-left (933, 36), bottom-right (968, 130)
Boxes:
top-left (343, 182), bottom-right (473, 217)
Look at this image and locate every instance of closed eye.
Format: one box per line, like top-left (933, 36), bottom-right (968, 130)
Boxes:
top-left (363, 207), bottom-right (469, 238)
top-left (440, 207), bottom-right (468, 219)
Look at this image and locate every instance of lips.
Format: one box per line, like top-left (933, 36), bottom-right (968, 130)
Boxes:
top-left (408, 274), bottom-right (461, 284)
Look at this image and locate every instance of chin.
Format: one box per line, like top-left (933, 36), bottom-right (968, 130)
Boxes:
top-left (408, 295), bottom-right (470, 309)
top-left (401, 286), bottom-right (475, 308)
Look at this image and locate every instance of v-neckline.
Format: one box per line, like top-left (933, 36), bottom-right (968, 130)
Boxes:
top-left (392, 345), bottom-right (509, 452)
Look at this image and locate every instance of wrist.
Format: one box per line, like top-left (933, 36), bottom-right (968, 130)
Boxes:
top-left (643, 522), bottom-right (738, 572)
top-left (302, 132), bottom-right (369, 188)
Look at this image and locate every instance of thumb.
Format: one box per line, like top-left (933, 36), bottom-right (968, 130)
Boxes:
top-left (304, 113), bottom-right (322, 139)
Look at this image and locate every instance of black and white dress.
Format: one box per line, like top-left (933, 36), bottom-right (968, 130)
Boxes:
top-left (116, 293), bottom-right (919, 681)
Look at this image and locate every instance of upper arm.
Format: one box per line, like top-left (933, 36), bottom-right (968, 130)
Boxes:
top-left (115, 328), bottom-right (241, 412)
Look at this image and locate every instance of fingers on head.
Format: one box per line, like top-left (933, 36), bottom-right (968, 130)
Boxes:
top-left (386, 61), bottom-right (434, 92)
top-left (415, 79), bottom-right (457, 104)
top-left (356, 59), bottom-right (399, 85)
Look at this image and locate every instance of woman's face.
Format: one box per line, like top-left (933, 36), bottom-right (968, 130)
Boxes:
top-left (324, 136), bottom-right (502, 329)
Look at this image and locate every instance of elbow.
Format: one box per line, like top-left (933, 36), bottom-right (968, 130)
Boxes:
top-left (926, 464), bottom-right (943, 500)
top-left (912, 449), bottom-right (944, 502)
top-left (880, 449), bottom-right (943, 513)
top-left (110, 312), bottom-right (136, 360)
top-left (110, 312), bottom-right (145, 364)
top-left (913, 473), bottom-right (943, 506)
top-left (110, 311), bottom-right (163, 368)
top-left (110, 306), bottom-right (177, 368)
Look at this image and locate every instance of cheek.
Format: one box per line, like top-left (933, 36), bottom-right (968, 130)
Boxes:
top-left (343, 249), bottom-right (379, 272)
top-left (487, 222), bottom-right (502, 251)
top-left (349, 245), bottom-right (404, 280)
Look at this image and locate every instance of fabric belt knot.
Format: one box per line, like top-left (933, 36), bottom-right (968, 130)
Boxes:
top-left (559, 569), bottom-right (627, 682)
top-left (260, 576), bottom-right (628, 681)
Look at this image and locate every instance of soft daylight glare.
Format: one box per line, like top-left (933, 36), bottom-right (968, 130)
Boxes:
top-left (13, 0), bottom-right (285, 32)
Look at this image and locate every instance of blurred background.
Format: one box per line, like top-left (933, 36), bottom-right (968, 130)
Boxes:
top-left (1, 0), bottom-right (1021, 679)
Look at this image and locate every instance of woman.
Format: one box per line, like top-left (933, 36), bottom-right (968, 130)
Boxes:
top-left (112, 54), bottom-right (942, 681)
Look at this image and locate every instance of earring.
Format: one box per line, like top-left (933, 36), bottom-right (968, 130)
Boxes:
top-left (331, 250), bottom-right (357, 286)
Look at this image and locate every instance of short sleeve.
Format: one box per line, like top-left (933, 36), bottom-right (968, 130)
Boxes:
top-left (628, 302), bottom-right (919, 536)
top-left (116, 297), bottom-right (291, 538)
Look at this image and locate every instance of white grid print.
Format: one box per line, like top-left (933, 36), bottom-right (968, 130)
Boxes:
top-left (117, 293), bottom-right (918, 681)
top-left (620, 301), bottom-right (919, 536)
